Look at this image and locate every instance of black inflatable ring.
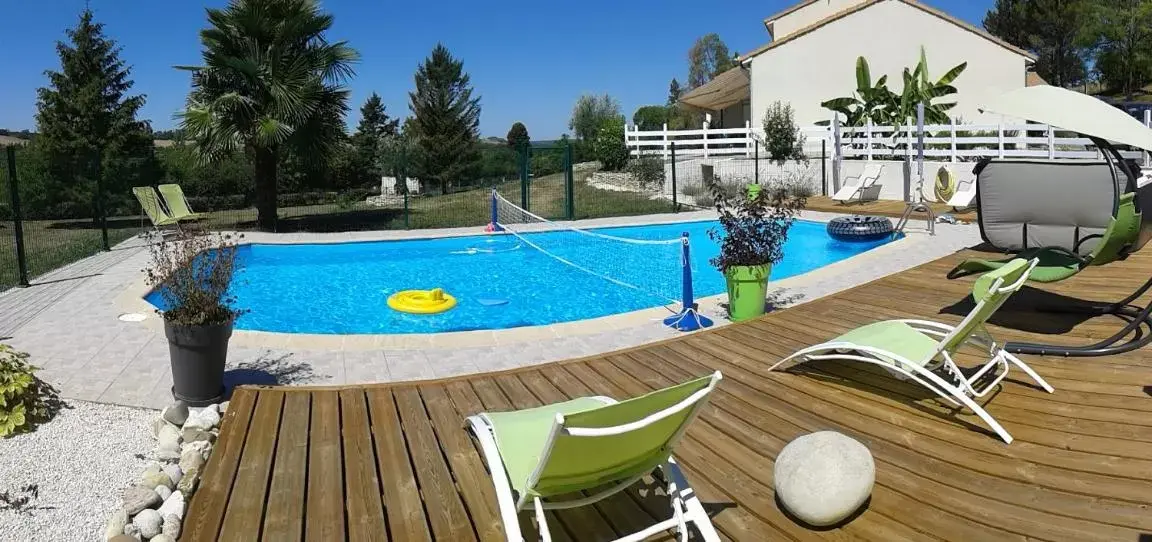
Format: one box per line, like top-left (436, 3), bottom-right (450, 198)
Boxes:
top-left (827, 215), bottom-right (895, 242)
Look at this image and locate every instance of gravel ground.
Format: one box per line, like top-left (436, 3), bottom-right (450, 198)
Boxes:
top-left (0, 400), bottom-right (156, 541)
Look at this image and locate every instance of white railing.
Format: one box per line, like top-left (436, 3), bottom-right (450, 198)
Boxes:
top-left (626, 113), bottom-right (1152, 164)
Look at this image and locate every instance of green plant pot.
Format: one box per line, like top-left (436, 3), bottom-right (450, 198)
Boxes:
top-left (725, 264), bottom-right (772, 322)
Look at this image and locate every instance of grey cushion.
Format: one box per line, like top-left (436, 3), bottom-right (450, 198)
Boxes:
top-left (977, 160), bottom-right (1120, 255)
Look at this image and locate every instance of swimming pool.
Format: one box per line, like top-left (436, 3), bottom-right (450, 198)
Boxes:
top-left (146, 220), bottom-right (898, 334)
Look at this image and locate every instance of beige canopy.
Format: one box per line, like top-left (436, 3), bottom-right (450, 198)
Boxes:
top-left (678, 67), bottom-right (750, 111)
top-left (980, 85), bottom-right (1152, 151)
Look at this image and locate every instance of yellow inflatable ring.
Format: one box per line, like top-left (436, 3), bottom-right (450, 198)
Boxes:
top-left (388, 288), bottom-right (457, 314)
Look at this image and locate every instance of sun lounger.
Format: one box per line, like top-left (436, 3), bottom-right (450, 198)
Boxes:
top-left (833, 163), bottom-right (884, 203)
top-left (467, 372), bottom-right (723, 541)
top-left (770, 258), bottom-right (1052, 444)
top-left (157, 184), bottom-right (208, 221)
top-left (132, 186), bottom-right (182, 233)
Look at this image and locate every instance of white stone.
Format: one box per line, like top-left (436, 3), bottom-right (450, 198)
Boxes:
top-left (162, 464), bottom-right (183, 487)
top-left (132, 508), bottom-right (162, 539)
top-left (122, 523), bottom-right (141, 540)
top-left (104, 508), bottom-right (128, 541)
top-left (774, 431), bottom-right (874, 527)
top-left (151, 535), bottom-right (176, 542)
top-left (157, 424), bottom-right (181, 453)
top-left (157, 490), bottom-right (185, 520)
top-left (179, 447), bottom-right (206, 473)
top-left (162, 513), bottom-right (181, 538)
top-left (150, 418), bottom-right (177, 439)
top-left (182, 407), bottom-right (220, 431)
top-left (182, 439), bottom-right (212, 461)
top-left (218, 401), bottom-right (229, 413)
top-left (154, 485), bottom-right (171, 502)
top-left (121, 486), bottom-right (161, 516)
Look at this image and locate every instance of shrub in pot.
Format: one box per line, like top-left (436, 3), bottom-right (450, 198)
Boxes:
top-left (709, 176), bottom-right (807, 322)
top-left (145, 228), bottom-right (244, 406)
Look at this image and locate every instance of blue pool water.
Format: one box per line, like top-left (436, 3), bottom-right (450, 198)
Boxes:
top-left (146, 220), bottom-right (897, 334)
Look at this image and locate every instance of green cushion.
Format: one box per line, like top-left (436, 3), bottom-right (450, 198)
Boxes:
top-left (833, 321), bottom-right (939, 367)
top-left (484, 396), bottom-right (610, 496)
top-left (483, 374), bottom-right (714, 499)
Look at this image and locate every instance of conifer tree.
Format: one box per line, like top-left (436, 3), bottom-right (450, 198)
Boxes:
top-left (35, 9), bottom-right (157, 219)
top-left (408, 43), bottom-right (481, 194)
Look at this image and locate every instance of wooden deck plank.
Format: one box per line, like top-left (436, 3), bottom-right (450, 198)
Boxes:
top-left (306, 391), bottom-right (345, 542)
top-left (182, 244), bottom-right (1152, 541)
top-left (341, 389), bottom-right (388, 541)
top-left (182, 388), bottom-right (258, 542)
top-left (416, 385), bottom-right (504, 542)
top-left (393, 387), bottom-right (478, 541)
top-left (262, 392), bottom-right (310, 541)
top-left (219, 390), bottom-right (284, 541)
top-left (366, 388), bottom-right (433, 542)
top-left (465, 377), bottom-right (590, 542)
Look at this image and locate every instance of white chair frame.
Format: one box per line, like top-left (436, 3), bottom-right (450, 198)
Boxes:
top-left (466, 372), bottom-right (723, 542)
top-left (834, 163), bottom-right (885, 203)
top-left (768, 261), bottom-right (1053, 444)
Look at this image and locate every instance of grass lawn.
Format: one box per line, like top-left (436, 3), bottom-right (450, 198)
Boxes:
top-left (0, 169), bottom-right (675, 290)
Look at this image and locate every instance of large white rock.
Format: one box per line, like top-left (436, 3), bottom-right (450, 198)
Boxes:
top-left (183, 407), bottom-right (220, 431)
top-left (157, 490), bottom-right (186, 519)
top-left (774, 431), bottom-right (875, 527)
top-left (132, 508), bottom-right (162, 539)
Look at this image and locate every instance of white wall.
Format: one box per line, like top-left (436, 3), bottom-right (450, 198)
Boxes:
top-left (749, 0), bottom-right (1030, 127)
top-left (770, 0), bottom-right (869, 39)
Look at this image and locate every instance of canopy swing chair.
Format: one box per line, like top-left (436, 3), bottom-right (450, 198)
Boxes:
top-left (949, 85), bottom-right (1152, 357)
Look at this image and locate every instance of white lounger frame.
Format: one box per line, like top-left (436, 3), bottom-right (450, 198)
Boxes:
top-left (834, 163), bottom-right (884, 203)
top-left (466, 372), bottom-right (723, 542)
top-left (768, 262), bottom-right (1053, 444)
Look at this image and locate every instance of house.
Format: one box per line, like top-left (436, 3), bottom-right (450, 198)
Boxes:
top-left (678, 0), bottom-right (1040, 128)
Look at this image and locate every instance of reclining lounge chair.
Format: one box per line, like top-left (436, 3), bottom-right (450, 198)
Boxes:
top-left (467, 372), bottom-right (723, 542)
top-left (770, 258), bottom-right (1053, 444)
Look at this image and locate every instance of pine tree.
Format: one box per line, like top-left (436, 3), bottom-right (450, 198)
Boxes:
top-left (506, 122), bottom-right (530, 150)
top-left (408, 44), bottom-right (481, 194)
top-left (35, 9), bottom-right (157, 219)
top-left (667, 78), bottom-right (683, 106)
top-left (350, 92), bottom-right (399, 187)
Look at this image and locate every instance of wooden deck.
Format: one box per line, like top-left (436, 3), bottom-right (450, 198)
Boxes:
top-left (804, 196), bottom-right (978, 222)
top-left (183, 246), bottom-right (1152, 541)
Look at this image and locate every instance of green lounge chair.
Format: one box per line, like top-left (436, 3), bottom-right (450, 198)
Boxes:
top-left (132, 186), bottom-right (182, 232)
top-left (157, 184), bottom-right (208, 221)
top-left (467, 372), bottom-right (723, 542)
top-left (948, 192), bottom-right (1140, 282)
top-left (770, 258), bottom-right (1053, 444)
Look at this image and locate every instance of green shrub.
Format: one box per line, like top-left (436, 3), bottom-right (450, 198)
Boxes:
top-left (624, 155), bottom-right (665, 190)
top-left (592, 117), bottom-right (629, 171)
top-left (761, 101), bottom-right (807, 166)
top-left (0, 345), bottom-right (62, 437)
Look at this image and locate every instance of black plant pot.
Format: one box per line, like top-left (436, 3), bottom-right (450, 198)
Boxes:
top-left (164, 319), bottom-right (232, 407)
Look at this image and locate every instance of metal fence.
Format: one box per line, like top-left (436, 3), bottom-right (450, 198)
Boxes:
top-left (0, 142), bottom-right (703, 291)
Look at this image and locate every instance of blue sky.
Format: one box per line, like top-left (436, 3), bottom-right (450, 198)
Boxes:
top-left (0, 0), bottom-right (993, 139)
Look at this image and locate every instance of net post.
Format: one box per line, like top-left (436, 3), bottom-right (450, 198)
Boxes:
top-left (663, 232), bottom-right (713, 331)
top-left (487, 189), bottom-right (504, 232)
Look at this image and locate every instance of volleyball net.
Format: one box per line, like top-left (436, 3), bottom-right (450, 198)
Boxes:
top-left (489, 190), bottom-right (712, 331)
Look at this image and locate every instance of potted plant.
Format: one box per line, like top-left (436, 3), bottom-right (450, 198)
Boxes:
top-left (144, 227), bottom-right (244, 406)
top-left (709, 177), bottom-right (808, 322)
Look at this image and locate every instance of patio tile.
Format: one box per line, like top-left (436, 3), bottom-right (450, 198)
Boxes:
top-left (384, 350), bottom-right (433, 381)
top-left (342, 350), bottom-right (388, 383)
top-left (425, 348), bottom-right (483, 378)
top-left (59, 377), bottom-right (116, 402)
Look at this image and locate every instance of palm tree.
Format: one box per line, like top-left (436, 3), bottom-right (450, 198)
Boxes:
top-left (177, 0), bottom-right (358, 231)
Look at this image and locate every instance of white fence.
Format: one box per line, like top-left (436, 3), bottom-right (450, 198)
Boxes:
top-left (626, 114), bottom-right (1152, 165)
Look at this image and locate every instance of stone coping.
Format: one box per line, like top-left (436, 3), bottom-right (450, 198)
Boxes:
top-left (115, 210), bottom-right (924, 351)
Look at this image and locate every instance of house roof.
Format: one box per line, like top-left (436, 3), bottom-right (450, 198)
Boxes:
top-left (742, 0), bottom-right (1037, 63)
top-left (1026, 71), bottom-right (1049, 87)
top-left (678, 67), bottom-right (751, 111)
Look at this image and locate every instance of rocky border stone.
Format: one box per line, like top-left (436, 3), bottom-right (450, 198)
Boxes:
top-left (104, 400), bottom-right (226, 541)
